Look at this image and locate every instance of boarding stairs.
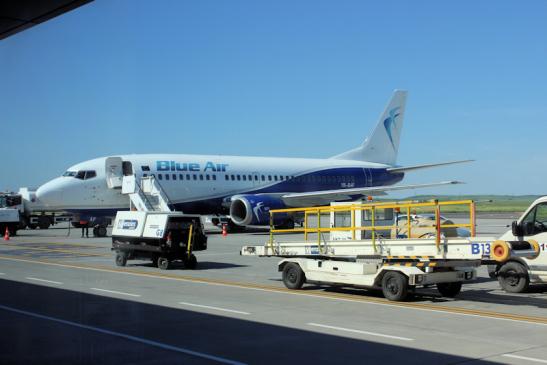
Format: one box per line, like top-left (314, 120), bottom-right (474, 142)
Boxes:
top-left (121, 175), bottom-right (172, 212)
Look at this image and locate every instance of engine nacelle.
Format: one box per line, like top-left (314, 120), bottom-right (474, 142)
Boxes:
top-left (229, 194), bottom-right (288, 226)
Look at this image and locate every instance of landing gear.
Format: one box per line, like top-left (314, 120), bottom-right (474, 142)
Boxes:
top-left (93, 225), bottom-right (108, 237)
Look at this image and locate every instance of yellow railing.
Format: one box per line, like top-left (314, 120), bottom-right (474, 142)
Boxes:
top-left (268, 200), bottom-right (476, 253)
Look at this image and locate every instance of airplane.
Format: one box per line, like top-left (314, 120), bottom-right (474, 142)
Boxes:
top-left (36, 90), bottom-right (470, 231)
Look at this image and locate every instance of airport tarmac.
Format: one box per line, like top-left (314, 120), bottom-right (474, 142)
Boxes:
top-left (0, 215), bottom-right (546, 364)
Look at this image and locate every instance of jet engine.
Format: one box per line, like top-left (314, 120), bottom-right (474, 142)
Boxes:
top-left (229, 194), bottom-right (288, 226)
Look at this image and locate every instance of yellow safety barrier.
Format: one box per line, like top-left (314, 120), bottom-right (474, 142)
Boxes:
top-left (268, 199), bottom-right (476, 253)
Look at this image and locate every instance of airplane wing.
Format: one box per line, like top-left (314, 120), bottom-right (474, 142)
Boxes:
top-left (386, 160), bottom-right (474, 173)
top-left (281, 181), bottom-right (463, 207)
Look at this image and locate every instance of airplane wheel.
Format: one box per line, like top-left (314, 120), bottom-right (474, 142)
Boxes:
top-left (115, 253), bottom-right (127, 267)
top-left (97, 226), bottom-right (107, 237)
top-left (158, 257), bottom-right (170, 270)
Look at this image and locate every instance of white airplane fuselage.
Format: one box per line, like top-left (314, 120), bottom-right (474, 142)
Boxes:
top-left (36, 154), bottom-right (403, 218)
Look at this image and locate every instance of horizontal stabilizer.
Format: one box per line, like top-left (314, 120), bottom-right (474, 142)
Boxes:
top-left (386, 160), bottom-right (474, 174)
top-left (281, 181), bottom-right (463, 207)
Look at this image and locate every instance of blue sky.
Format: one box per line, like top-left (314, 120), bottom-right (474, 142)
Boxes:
top-left (1, 0), bottom-right (546, 195)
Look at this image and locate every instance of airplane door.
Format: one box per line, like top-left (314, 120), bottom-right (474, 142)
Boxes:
top-left (105, 157), bottom-right (123, 189)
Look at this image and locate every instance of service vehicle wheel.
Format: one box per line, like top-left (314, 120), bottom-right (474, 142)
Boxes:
top-left (437, 282), bottom-right (462, 297)
top-left (498, 262), bottom-right (529, 293)
top-left (185, 254), bottom-right (198, 270)
top-left (152, 256), bottom-right (159, 267)
top-left (115, 253), bottom-right (127, 267)
top-left (38, 217), bottom-right (50, 230)
top-left (158, 257), bottom-right (170, 270)
top-left (382, 271), bottom-right (409, 301)
top-left (282, 263), bottom-right (305, 289)
top-left (28, 224), bottom-right (37, 229)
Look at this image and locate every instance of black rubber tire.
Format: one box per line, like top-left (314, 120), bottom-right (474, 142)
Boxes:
top-left (282, 263), bottom-right (305, 289)
top-left (152, 256), bottom-right (159, 267)
top-left (185, 254), bottom-right (198, 270)
top-left (115, 253), bottom-right (127, 267)
top-left (38, 217), bottom-right (50, 230)
top-left (28, 224), bottom-right (37, 230)
top-left (381, 271), bottom-right (409, 301)
top-left (158, 257), bottom-right (170, 270)
top-left (497, 261), bottom-right (529, 293)
top-left (97, 226), bottom-right (107, 237)
top-left (437, 282), bottom-right (463, 297)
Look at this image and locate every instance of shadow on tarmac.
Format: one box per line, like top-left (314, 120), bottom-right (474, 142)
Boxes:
top-left (0, 279), bottom-right (499, 365)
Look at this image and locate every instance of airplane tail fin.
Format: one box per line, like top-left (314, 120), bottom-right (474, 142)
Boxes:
top-left (331, 90), bottom-right (407, 165)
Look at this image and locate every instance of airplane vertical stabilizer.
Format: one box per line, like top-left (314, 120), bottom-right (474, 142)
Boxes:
top-left (331, 90), bottom-right (407, 165)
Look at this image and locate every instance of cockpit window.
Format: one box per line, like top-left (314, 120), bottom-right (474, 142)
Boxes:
top-left (65, 170), bottom-right (96, 179)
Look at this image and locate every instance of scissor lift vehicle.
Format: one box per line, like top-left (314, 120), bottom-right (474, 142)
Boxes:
top-left (112, 211), bottom-right (207, 270)
top-left (241, 200), bottom-right (539, 301)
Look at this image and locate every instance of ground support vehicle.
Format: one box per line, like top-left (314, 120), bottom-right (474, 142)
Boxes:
top-left (487, 196), bottom-right (547, 293)
top-left (241, 199), bottom-right (539, 301)
top-left (112, 211), bottom-right (207, 270)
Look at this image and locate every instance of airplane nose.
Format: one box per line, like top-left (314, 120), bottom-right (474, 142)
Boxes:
top-left (36, 179), bottom-right (65, 208)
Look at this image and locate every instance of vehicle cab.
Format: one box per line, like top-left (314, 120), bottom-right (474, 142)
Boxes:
top-left (493, 196), bottom-right (547, 292)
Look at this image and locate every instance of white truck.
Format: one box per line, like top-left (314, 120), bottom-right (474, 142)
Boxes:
top-left (241, 199), bottom-right (540, 301)
top-left (487, 196), bottom-right (547, 292)
top-left (0, 193), bottom-right (22, 235)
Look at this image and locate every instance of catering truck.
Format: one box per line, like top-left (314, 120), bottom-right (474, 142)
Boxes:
top-left (488, 196), bottom-right (547, 293)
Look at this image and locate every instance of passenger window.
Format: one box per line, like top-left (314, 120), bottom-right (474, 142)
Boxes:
top-left (268, 175), bottom-right (272, 181)
top-left (237, 175), bottom-right (241, 181)
top-left (261, 175), bottom-right (265, 181)
top-left (179, 174), bottom-right (183, 180)
top-left (280, 176), bottom-right (284, 181)
top-left (158, 174), bottom-right (163, 180)
top-left (199, 175), bottom-right (204, 180)
top-left (141, 166), bottom-right (150, 171)
top-left (172, 174), bottom-right (176, 180)
top-left (255, 175), bottom-right (259, 181)
top-left (225, 175), bottom-right (229, 181)
top-left (242, 175), bottom-right (246, 181)
top-left (206, 175), bottom-right (210, 180)
top-left (193, 174), bottom-right (197, 180)
top-left (143, 173), bottom-right (148, 178)
top-left (274, 176), bottom-right (278, 181)
top-left (84, 171), bottom-right (96, 179)
top-left (213, 175), bottom-right (217, 181)
top-left (165, 174), bottom-right (170, 180)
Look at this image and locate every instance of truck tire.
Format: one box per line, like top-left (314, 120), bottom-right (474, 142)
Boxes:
top-left (437, 282), bottom-right (462, 297)
top-left (19, 217), bottom-right (28, 230)
top-left (115, 253), bottom-right (127, 267)
top-left (497, 261), bottom-right (529, 293)
top-left (158, 257), bottom-right (170, 270)
top-left (38, 217), bottom-right (50, 230)
top-left (282, 263), bottom-right (305, 290)
top-left (28, 224), bottom-right (37, 229)
top-left (382, 271), bottom-right (409, 301)
top-left (93, 226), bottom-right (107, 237)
